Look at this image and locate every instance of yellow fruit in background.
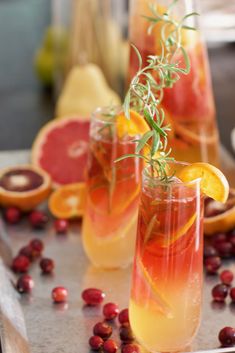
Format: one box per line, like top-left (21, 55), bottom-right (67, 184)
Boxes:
top-left (34, 26), bottom-right (68, 87)
top-left (56, 64), bottom-right (121, 118)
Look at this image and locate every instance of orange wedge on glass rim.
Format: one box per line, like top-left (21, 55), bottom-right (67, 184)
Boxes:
top-left (178, 162), bottom-right (229, 203)
top-left (49, 182), bottom-right (86, 219)
top-left (116, 110), bottom-right (149, 138)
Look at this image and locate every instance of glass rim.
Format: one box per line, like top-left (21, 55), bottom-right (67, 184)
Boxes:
top-left (143, 161), bottom-right (202, 187)
top-left (91, 105), bottom-right (123, 124)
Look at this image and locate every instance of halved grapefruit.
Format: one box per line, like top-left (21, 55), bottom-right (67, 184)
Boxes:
top-left (204, 188), bottom-right (235, 235)
top-left (32, 117), bottom-right (90, 187)
top-left (0, 165), bottom-right (51, 211)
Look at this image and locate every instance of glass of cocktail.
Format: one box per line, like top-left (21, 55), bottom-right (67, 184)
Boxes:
top-left (82, 106), bottom-right (148, 269)
top-left (129, 162), bottom-right (204, 353)
top-left (128, 0), bottom-right (220, 166)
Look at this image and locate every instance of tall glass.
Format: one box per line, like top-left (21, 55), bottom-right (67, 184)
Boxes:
top-left (128, 0), bottom-right (220, 166)
top-left (129, 162), bottom-right (204, 352)
top-left (82, 106), bottom-right (142, 269)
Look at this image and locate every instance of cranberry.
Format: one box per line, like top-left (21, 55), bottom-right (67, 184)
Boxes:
top-left (89, 336), bottom-right (104, 350)
top-left (103, 303), bottom-right (119, 320)
top-left (82, 288), bottom-right (105, 306)
top-left (19, 245), bottom-right (33, 261)
top-left (54, 219), bottom-right (69, 234)
top-left (52, 286), bottom-right (68, 303)
top-left (29, 210), bottom-right (48, 228)
top-left (205, 256), bottom-right (221, 274)
top-left (218, 327), bottom-right (235, 347)
top-left (227, 229), bottom-right (235, 241)
top-left (40, 258), bottom-right (54, 274)
top-left (230, 287), bottom-right (235, 302)
top-left (93, 322), bottom-right (112, 340)
top-left (212, 284), bottom-right (228, 302)
top-left (29, 238), bottom-right (44, 257)
top-left (103, 339), bottom-right (118, 353)
top-left (118, 308), bottom-right (129, 324)
top-left (12, 255), bottom-right (30, 273)
top-left (121, 344), bottom-right (140, 353)
top-left (213, 233), bottom-right (227, 246)
top-left (215, 241), bottom-right (232, 258)
top-left (119, 325), bottom-right (134, 343)
top-left (16, 274), bottom-right (34, 293)
top-left (220, 270), bottom-right (234, 285)
top-left (4, 207), bottom-right (21, 224)
top-left (203, 245), bottom-right (218, 259)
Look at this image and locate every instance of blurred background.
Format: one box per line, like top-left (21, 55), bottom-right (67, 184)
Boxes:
top-left (0, 0), bottom-right (234, 155)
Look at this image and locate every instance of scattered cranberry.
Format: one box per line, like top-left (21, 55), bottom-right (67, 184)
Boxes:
top-left (227, 230), bottom-right (235, 241)
top-left (82, 288), bottom-right (105, 306)
top-left (103, 303), bottom-right (119, 321)
top-left (218, 327), bottom-right (235, 347)
top-left (54, 219), bottom-right (69, 234)
top-left (121, 344), bottom-right (140, 353)
top-left (93, 322), bottom-right (112, 340)
top-left (12, 255), bottom-right (30, 273)
top-left (29, 210), bottom-right (48, 228)
top-left (119, 325), bottom-right (134, 343)
top-left (40, 258), bottom-right (54, 274)
top-left (29, 238), bottom-right (44, 257)
top-left (89, 336), bottom-right (104, 351)
top-left (203, 245), bottom-right (218, 259)
top-left (230, 287), bottom-right (235, 302)
top-left (212, 284), bottom-right (228, 302)
top-left (52, 286), bottom-right (68, 303)
top-left (18, 245), bottom-right (33, 261)
top-left (214, 241), bottom-right (232, 258)
top-left (16, 274), bottom-right (34, 293)
top-left (220, 270), bottom-right (234, 286)
top-left (103, 339), bottom-right (118, 353)
top-left (118, 308), bottom-right (129, 325)
top-left (205, 256), bottom-right (221, 274)
top-left (4, 207), bottom-right (21, 224)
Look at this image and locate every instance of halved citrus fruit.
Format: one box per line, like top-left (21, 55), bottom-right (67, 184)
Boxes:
top-left (0, 165), bottom-right (51, 211)
top-left (204, 188), bottom-right (235, 235)
top-left (178, 162), bottom-right (229, 203)
top-left (116, 110), bottom-right (149, 138)
top-left (32, 117), bottom-right (90, 187)
top-left (48, 182), bottom-right (86, 219)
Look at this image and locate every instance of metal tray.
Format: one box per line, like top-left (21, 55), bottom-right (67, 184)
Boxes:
top-left (0, 150), bottom-right (235, 353)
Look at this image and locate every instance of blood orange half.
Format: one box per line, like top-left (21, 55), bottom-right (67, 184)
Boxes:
top-left (32, 117), bottom-right (90, 187)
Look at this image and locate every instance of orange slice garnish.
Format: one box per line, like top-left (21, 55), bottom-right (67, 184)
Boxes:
top-left (49, 182), bottom-right (86, 219)
top-left (116, 110), bottom-right (149, 138)
top-left (138, 259), bottom-right (173, 318)
top-left (178, 162), bottom-right (229, 203)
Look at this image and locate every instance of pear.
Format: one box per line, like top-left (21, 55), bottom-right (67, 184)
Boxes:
top-left (56, 64), bottom-right (121, 118)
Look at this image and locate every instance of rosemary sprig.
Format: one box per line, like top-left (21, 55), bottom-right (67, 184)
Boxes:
top-left (120, 0), bottom-right (198, 182)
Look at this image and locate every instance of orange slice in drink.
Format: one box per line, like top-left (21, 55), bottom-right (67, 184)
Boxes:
top-left (49, 182), bottom-right (86, 218)
top-left (138, 259), bottom-right (173, 318)
top-left (178, 163), bottom-right (229, 203)
top-left (116, 110), bottom-right (149, 138)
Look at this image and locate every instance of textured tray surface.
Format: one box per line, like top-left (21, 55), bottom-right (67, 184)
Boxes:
top-left (1, 150), bottom-right (235, 353)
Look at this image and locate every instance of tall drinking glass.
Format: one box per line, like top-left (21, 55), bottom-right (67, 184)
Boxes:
top-left (129, 162), bottom-right (204, 352)
top-left (82, 106), bottom-right (142, 269)
top-left (128, 0), bottom-right (220, 166)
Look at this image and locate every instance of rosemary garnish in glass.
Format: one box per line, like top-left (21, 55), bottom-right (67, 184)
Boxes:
top-left (117, 0), bottom-right (198, 182)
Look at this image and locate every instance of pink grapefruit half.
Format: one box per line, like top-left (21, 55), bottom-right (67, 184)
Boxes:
top-left (31, 117), bottom-right (90, 187)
